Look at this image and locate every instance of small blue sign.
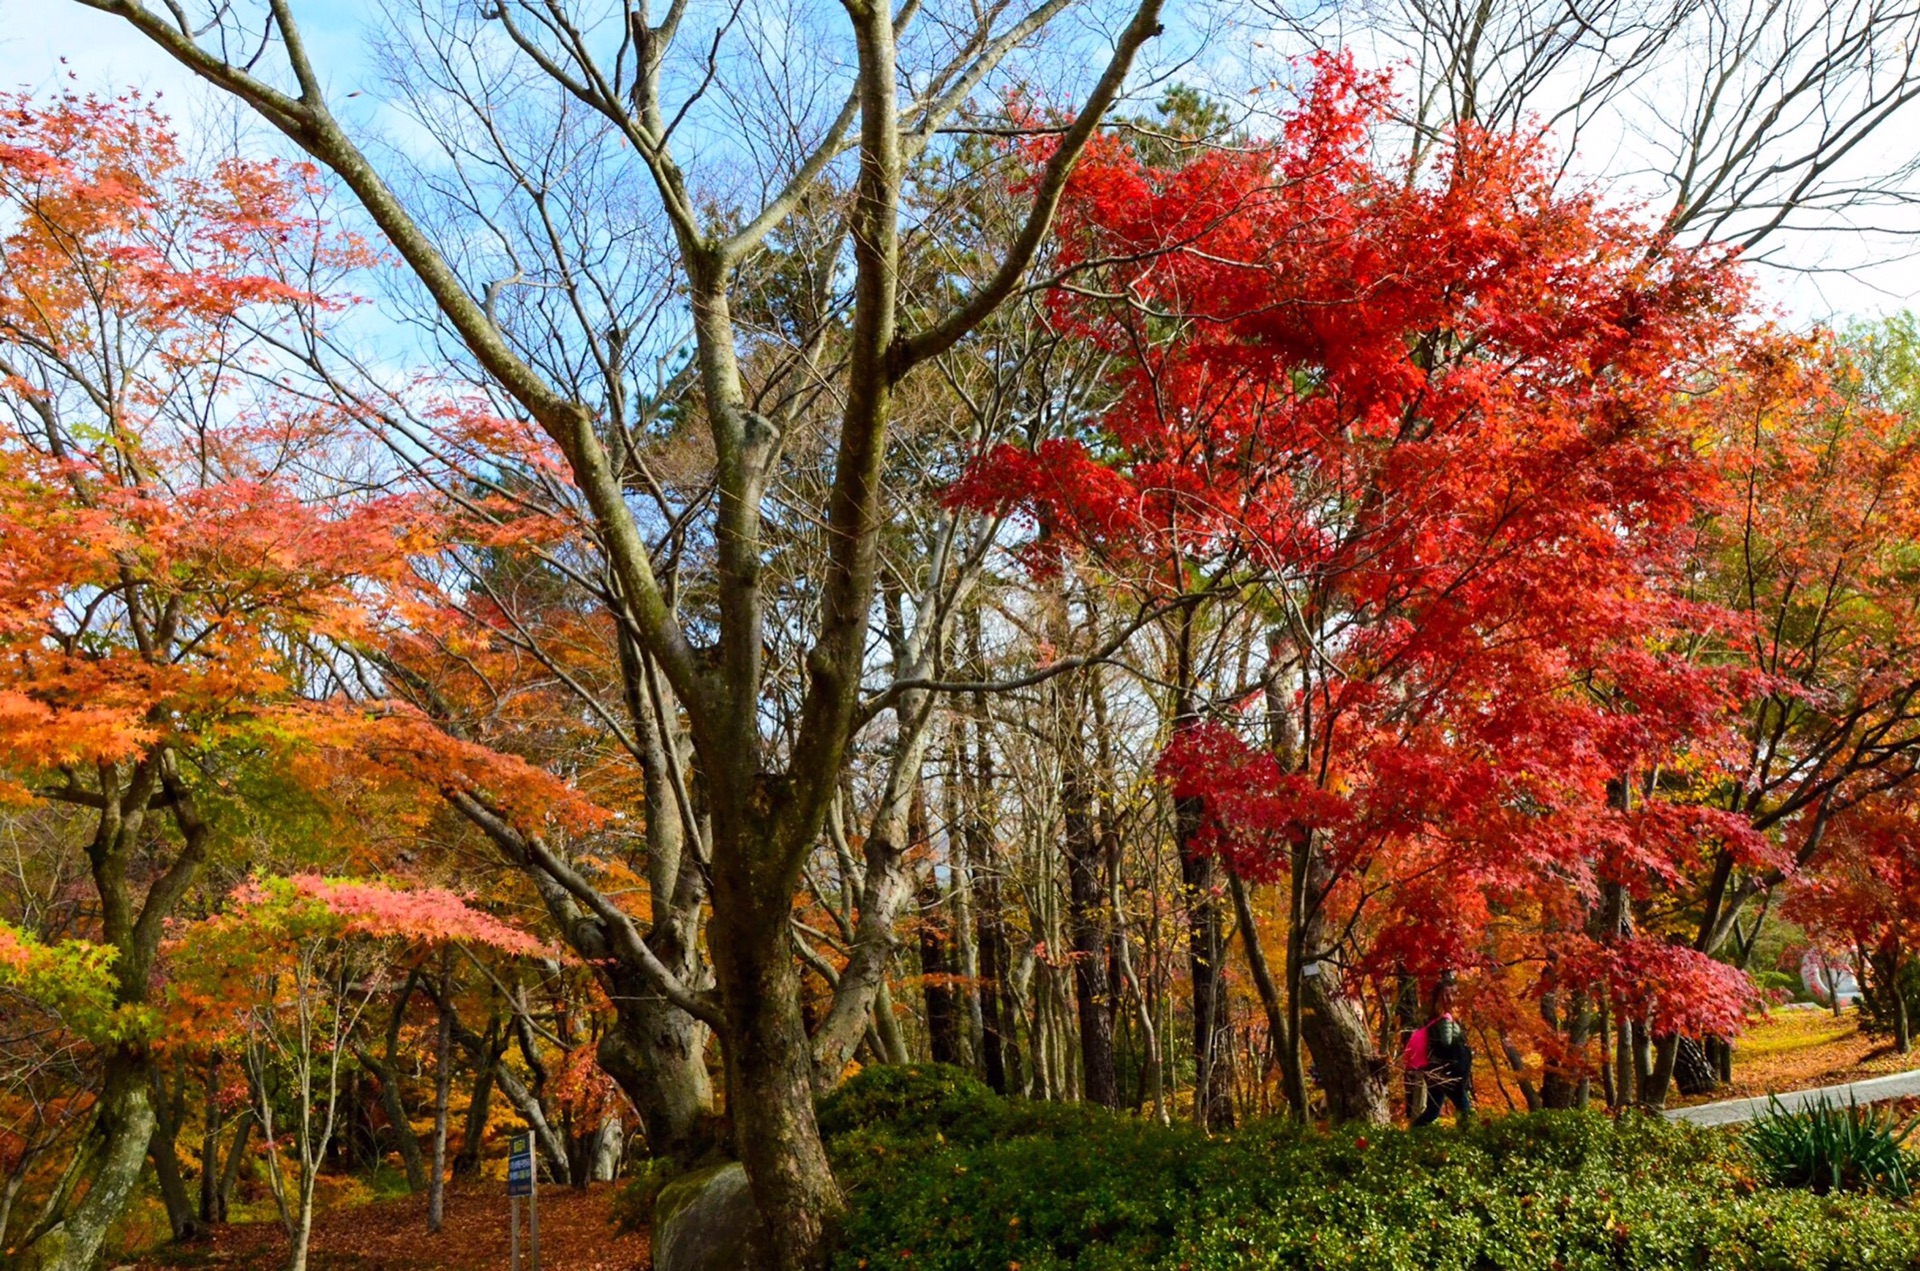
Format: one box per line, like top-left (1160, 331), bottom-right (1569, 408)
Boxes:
top-left (507, 1133), bottom-right (533, 1197)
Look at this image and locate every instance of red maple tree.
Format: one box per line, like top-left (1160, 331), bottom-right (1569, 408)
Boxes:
top-left (953, 56), bottom-right (1762, 1117)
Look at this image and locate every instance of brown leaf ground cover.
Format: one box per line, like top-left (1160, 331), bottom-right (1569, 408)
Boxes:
top-left (1668, 1002), bottom-right (1916, 1107)
top-left (128, 1179), bottom-right (647, 1271)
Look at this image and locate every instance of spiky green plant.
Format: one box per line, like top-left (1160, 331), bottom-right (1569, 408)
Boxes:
top-left (1746, 1093), bottom-right (1919, 1197)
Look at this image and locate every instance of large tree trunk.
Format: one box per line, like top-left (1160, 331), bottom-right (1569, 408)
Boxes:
top-left (1290, 834), bottom-right (1390, 1125)
top-left (14, 757), bottom-right (208, 1271)
top-left (708, 887), bottom-right (842, 1271)
top-left (14, 1054), bottom-right (157, 1271)
top-left (596, 968), bottom-right (717, 1165)
top-left (1296, 964), bottom-right (1390, 1125)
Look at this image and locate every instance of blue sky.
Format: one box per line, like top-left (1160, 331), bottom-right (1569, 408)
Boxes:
top-left (4, 0), bottom-right (1918, 325)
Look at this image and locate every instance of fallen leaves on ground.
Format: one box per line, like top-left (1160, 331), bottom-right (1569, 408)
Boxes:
top-left (129, 1179), bottom-right (648, 1271)
top-left (1669, 1004), bottom-right (1914, 1107)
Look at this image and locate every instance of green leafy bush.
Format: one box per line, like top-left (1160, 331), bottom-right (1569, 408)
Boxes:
top-left (824, 1067), bottom-right (1920, 1270)
top-left (816, 1062), bottom-right (1006, 1141)
top-left (610, 1157), bottom-right (682, 1235)
top-left (1746, 1094), bottom-right (1918, 1197)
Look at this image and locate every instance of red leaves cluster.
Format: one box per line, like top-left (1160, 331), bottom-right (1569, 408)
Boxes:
top-left (955, 56), bottom-right (1770, 1035)
top-left (238, 875), bottom-right (547, 956)
top-left (1557, 935), bottom-right (1756, 1039)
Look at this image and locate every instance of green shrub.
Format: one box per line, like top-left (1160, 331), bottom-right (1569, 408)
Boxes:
top-left (610, 1156), bottom-right (682, 1235)
top-left (1745, 1094), bottom-right (1918, 1197)
top-left (822, 1071), bottom-right (1920, 1270)
top-left (816, 1062), bottom-right (1003, 1141)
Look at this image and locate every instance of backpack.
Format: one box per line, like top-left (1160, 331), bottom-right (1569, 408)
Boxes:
top-left (1428, 1017), bottom-right (1466, 1049)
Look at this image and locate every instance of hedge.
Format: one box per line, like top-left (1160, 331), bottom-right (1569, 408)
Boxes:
top-left (822, 1065), bottom-right (1920, 1271)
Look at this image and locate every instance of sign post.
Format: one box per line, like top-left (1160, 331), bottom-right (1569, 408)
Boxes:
top-left (507, 1133), bottom-right (537, 1271)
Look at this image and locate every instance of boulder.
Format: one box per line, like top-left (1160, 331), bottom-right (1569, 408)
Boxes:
top-left (652, 1162), bottom-right (770, 1271)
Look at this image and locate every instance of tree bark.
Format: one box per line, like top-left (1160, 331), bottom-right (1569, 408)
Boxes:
top-left (14, 1055), bottom-right (156, 1271)
top-left (1290, 831), bottom-right (1390, 1125)
top-left (708, 887), bottom-right (841, 1271)
top-left (148, 1057), bottom-right (201, 1242)
top-left (14, 756), bottom-right (207, 1271)
top-left (1175, 787), bottom-right (1236, 1129)
top-left (918, 873), bottom-right (962, 1065)
top-left (427, 956), bottom-right (454, 1234)
top-left (595, 966), bottom-right (716, 1165)
top-left (1063, 708), bottom-right (1119, 1107)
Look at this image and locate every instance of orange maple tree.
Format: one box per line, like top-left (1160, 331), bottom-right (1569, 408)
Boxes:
top-left (0, 92), bottom-right (570, 1270)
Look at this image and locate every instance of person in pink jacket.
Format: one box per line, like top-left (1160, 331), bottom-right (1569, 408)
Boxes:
top-left (1403, 980), bottom-right (1473, 1126)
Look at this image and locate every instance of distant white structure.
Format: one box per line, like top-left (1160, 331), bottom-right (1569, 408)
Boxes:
top-left (1800, 949), bottom-right (1862, 1006)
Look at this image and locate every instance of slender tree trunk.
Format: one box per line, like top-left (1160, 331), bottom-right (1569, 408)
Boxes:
top-left (1063, 719), bottom-right (1119, 1107)
top-left (1168, 613), bottom-right (1237, 1130)
top-left (1175, 788), bottom-right (1236, 1129)
top-left (1169, 649), bottom-right (1233, 1128)
top-left (218, 1112), bottom-right (253, 1220)
top-left (976, 868), bottom-right (1012, 1093)
top-left (149, 1059), bottom-right (201, 1242)
top-left (967, 675), bottom-right (1014, 1093)
top-left (918, 874), bottom-right (961, 1064)
top-left (1261, 641), bottom-right (1312, 1121)
top-left (358, 1047), bottom-right (426, 1192)
top-left (1229, 873), bottom-right (1287, 1107)
top-left (454, 1032), bottom-right (501, 1178)
top-left (427, 957), bottom-right (454, 1234)
top-left (1887, 937), bottom-right (1913, 1054)
top-left (199, 1053), bottom-right (228, 1226)
top-left (947, 738), bottom-right (984, 1069)
top-left (288, 1197), bottom-right (315, 1271)
top-left (872, 975), bottom-right (912, 1064)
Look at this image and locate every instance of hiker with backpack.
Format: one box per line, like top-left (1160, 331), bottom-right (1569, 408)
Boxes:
top-left (1403, 978), bottom-right (1473, 1126)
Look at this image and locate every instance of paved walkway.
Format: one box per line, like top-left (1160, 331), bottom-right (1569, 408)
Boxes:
top-left (1666, 1068), bottom-right (1920, 1126)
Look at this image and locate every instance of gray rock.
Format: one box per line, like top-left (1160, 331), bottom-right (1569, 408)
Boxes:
top-left (653, 1162), bottom-right (771, 1271)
